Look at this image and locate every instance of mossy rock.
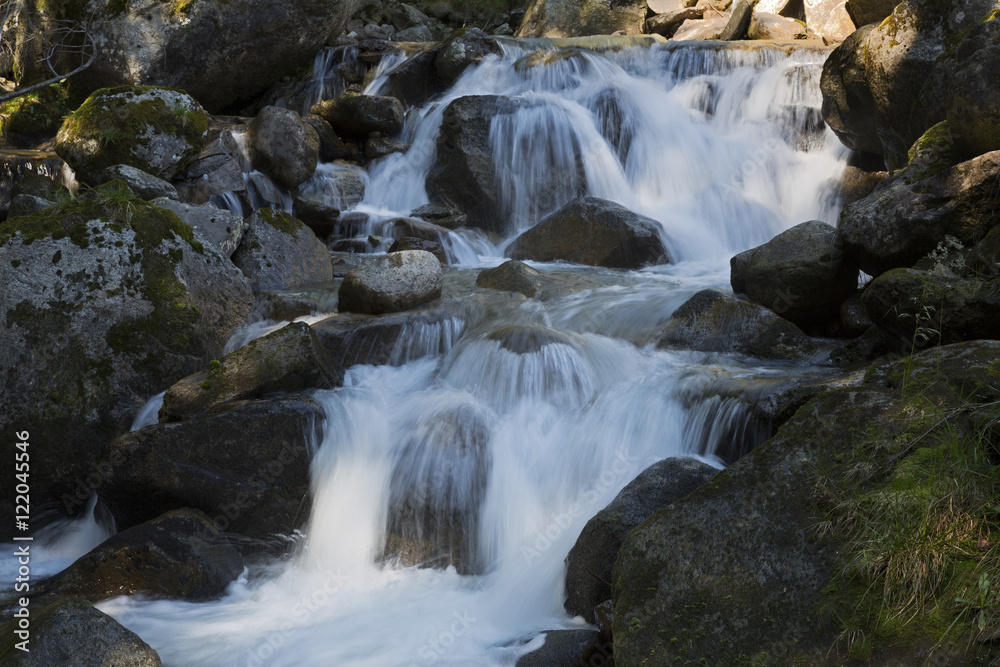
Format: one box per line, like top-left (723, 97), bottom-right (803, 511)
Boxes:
top-left (54, 86), bottom-right (208, 185)
top-left (0, 83), bottom-right (73, 147)
top-left (0, 180), bottom-right (252, 531)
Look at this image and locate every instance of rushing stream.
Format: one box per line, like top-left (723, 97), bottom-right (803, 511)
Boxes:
top-left (17, 39), bottom-right (849, 665)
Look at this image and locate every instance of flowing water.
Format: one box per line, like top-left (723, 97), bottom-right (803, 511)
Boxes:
top-left (22, 39), bottom-right (849, 665)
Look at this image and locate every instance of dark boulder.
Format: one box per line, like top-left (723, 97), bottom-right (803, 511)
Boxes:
top-left (98, 397), bottom-right (324, 541)
top-left (247, 106), bottom-right (320, 189)
top-left (231, 209), bottom-right (333, 292)
top-left (506, 197), bottom-right (670, 269)
top-left (311, 93), bottom-right (405, 139)
top-left (733, 220), bottom-right (858, 330)
top-left (515, 630), bottom-right (611, 667)
top-left (656, 290), bottom-right (817, 360)
top-left (565, 457), bottom-right (717, 622)
top-left (36, 509), bottom-right (243, 604)
top-left (434, 28), bottom-right (502, 83)
top-left (159, 322), bottom-right (342, 422)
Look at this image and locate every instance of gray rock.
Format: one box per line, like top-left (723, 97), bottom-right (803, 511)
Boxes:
top-left (394, 24), bottom-right (434, 41)
top-left (386, 2), bottom-right (431, 28)
top-left (54, 87), bottom-right (208, 185)
top-left (719, 0), bottom-right (751, 39)
top-left (969, 225), bottom-right (1000, 276)
top-left (174, 130), bottom-right (248, 206)
top-left (515, 630), bottom-right (610, 667)
top-left (389, 236), bottom-right (447, 263)
top-left (0, 183), bottom-right (253, 523)
top-left (0, 598), bottom-right (162, 667)
top-left (947, 18), bottom-right (1000, 158)
top-left (516, 0), bottom-right (647, 37)
top-left (838, 165), bottom-right (887, 208)
top-left (159, 321), bottom-right (342, 421)
top-left (247, 106), bottom-right (320, 189)
top-left (311, 93), bottom-right (405, 139)
top-left (101, 164), bottom-right (178, 201)
top-left (734, 221), bottom-right (858, 329)
top-left (506, 197), bottom-right (670, 269)
top-left (612, 388), bottom-right (897, 664)
top-left (151, 197), bottom-right (246, 257)
top-left (366, 136), bottom-right (410, 160)
top-left (302, 114), bottom-right (354, 162)
top-left (36, 509), bottom-right (243, 604)
top-left (565, 457), bottom-right (717, 622)
top-left (7, 193), bottom-right (54, 217)
top-left (98, 397), bottom-right (325, 541)
top-left (411, 202), bottom-right (467, 229)
top-left (820, 25), bottom-right (881, 156)
top-left (656, 289), bottom-right (817, 360)
top-left (476, 260), bottom-right (570, 300)
top-left (338, 250), bottom-right (443, 314)
top-left (36, 0), bottom-right (366, 113)
top-left (232, 209), bottom-right (333, 292)
top-left (838, 145), bottom-right (1000, 277)
top-left (434, 28), bottom-right (502, 83)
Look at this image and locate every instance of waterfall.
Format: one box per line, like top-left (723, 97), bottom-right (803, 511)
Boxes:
top-left (33, 39), bottom-right (848, 666)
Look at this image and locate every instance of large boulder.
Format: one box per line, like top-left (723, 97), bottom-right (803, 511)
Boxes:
top-left (35, 509), bottom-right (243, 604)
top-left (54, 86), bottom-right (208, 185)
top-left (506, 197), bottom-right (670, 269)
top-left (819, 25), bottom-right (881, 155)
top-left (231, 209), bottom-right (333, 292)
top-left (311, 93), bottom-right (405, 139)
top-left (0, 182), bottom-right (253, 527)
top-left (435, 28), bottom-right (503, 83)
top-left (159, 322), bottom-right (342, 421)
top-left (564, 458), bottom-right (717, 622)
top-left (338, 250), bottom-right (443, 315)
top-left (947, 17), bottom-right (1000, 158)
top-left (425, 95), bottom-right (524, 234)
top-left (0, 598), bottom-right (162, 667)
top-left (861, 268), bottom-right (1000, 352)
top-left (516, 0), bottom-right (647, 36)
top-left (656, 290), bottom-right (817, 360)
top-left (97, 397), bottom-right (324, 541)
top-left (820, 0), bottom-right (1000, 167)
top-left (838, 138), bottom-right (1000, 277)
top-left (732, 221), bottom-right (858, 330)
top-left (247, 106), bottom-right (320, 189)
top-left (30, 0), bottom-right (364, 113)
top-left (611, 388), bottom-right (896, 665)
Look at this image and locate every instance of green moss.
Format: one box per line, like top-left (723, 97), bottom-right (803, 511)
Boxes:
top-left (201, 379), bottom-right (212, 389)
top-left (904, 121), bottom-right (960, 183)
top-left (58, 85), bottom-right (208, 178)
top-left (257, 207), bottom-right (303, 238)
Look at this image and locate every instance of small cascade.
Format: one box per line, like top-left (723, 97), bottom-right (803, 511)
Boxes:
top-left (305, 46), bottom-right (363, 113)
top-left (80, 39), bottom-right (854, 667)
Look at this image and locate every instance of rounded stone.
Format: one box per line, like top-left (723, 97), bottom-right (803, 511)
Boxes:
top-left (338, 250), bottom-right (443, 314)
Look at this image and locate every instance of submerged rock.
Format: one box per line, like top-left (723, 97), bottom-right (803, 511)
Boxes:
top-left (0, 598), bottom-right (162, 667)
top-left (565, 457), bottom-right (717, 622)
top-left (338, 250), bottom-right (443, 314)
top-left (312, 306), bottom-right (463, 367)
top-left (476, 260), bottom-right (570, 300)
top-left (232, 209), bottom-right (333, 292)
top-left (54, 86), bottom-right (209, 186)
top-left (160, 322), bottom-right (342, 421)
top-left (0, 182), bottom-right (252, 526)
top-left (732, 220), bottom-right (858, 330)
top-left (247, 106), bottom-right (320, 189)
top-left (382, 403), bottom-right (492, 574)
top-left (36, 509), bottom-right (243, 604)
top-left (99, 397), bottom-right (324, 541)
top-left (506, 197), bottom-right (670, 269)
top-left (656, 289), bottom-right (817, 360)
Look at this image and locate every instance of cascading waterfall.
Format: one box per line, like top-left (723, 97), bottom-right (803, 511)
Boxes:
top-left (22, 39), bottom-right (851, 666)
